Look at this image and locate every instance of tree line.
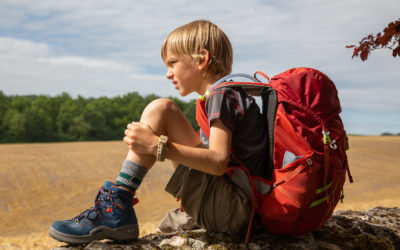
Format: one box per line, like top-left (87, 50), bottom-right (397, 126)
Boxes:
top-left (0, 91), bottom-right (198, 143)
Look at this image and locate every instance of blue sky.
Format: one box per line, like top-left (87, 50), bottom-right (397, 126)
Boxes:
top-left (0, 0), bottom-right (399, 135)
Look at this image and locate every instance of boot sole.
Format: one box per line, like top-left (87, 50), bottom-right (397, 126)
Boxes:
top-left (49, 224), bottom-right (139, 245)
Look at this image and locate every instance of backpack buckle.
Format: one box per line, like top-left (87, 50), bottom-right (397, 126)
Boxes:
top-left (322, 130), bottom-right (331, 145)
top-left (330, 139), bottom-right (337, 150)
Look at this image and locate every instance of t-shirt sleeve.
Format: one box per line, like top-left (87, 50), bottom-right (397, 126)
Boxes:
top-left (205, 87), bottom-right (245, 132)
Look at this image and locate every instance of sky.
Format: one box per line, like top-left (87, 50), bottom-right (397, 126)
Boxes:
top-left (0, 0), bottom-right (399, 135)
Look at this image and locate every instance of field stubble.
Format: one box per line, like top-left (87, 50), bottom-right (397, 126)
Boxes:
top-left (0, 136), bottom-right (399, 249)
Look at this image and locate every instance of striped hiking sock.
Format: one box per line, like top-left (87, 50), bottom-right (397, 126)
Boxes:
top-left (116, 160), bottom-right (148, 192)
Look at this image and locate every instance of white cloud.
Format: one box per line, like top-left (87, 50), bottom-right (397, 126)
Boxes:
top-left (0, 37), bottom-right (49, 56)
top-left (37, 56), bottom-right (131, 71)
top-left (340, 87), bottom-right (400, 112)
top-left (0, 36), bottom-right (173, 98)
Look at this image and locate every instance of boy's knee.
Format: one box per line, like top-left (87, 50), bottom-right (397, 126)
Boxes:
top-left (143, 98), bottom-right (179, 116)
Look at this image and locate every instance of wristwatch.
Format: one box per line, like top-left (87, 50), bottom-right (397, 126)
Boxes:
top-left (156, 135), bottom-right (168, 161)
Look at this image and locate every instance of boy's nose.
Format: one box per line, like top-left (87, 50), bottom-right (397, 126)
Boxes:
top-left (166, 71), bottom-right (173, 80)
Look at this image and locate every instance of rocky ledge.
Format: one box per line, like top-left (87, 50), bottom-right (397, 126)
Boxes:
top-left (53, 206), bottom-right (400, 250)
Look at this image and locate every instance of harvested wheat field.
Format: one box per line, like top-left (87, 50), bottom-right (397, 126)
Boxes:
top-left (0, 136), bottom-right (399, 249)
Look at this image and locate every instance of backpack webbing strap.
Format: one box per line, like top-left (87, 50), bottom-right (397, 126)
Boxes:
top-left (242, 167), bottom-right (256, 244)
top-left (322, 126), bottom-right (331, 204)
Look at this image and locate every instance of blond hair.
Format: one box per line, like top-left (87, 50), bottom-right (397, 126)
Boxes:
top-left (161, 20), bottom-right (233, 79)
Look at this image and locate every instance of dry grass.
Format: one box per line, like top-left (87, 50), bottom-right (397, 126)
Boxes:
top-left (0, 136), bottom-right (399, 249)
top-left (335, 136), bottom-right (400, 211)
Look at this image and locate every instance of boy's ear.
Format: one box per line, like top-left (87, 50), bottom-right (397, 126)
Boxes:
top-left (198, 49), bottom-right (211, 71)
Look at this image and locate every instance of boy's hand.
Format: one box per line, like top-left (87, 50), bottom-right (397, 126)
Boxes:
top-left (123, 122), bottom-right (159, 156)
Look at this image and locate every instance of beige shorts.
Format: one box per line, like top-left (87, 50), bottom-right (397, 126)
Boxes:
top-left (159, 164), bottom-right (251, 235)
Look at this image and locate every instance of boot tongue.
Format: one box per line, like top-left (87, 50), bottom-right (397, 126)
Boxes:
top-left (103, 180), bottom-right (117, 189)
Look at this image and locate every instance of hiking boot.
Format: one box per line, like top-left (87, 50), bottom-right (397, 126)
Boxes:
top-left (49, 180), bottom-right (139, 245)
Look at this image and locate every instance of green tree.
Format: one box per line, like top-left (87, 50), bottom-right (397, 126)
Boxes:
top-left (0, 92), bottom-right (199, 143)
top-left (117, 92), bottom-right (147, 129)
top-left (30, 95), bottom-right (61, 140)
top-left (3, 95), bottom-right (32, 142)
top-left (9, 95), bottom-right (31, 112)
top-left (3, 109), bottom-right (26, 142)
top-left (0, 91), bottom-right (10, 140)
top-left (183, 99), bottom-right (199, 131)
top-left (68, 114), bottom-right (91, 141)
top-left (56, 96), bottom-right (80, 140)
top-left (23, 105), bottom-right (54, 142)
top-left (83, 97), bottom-right (116, 140)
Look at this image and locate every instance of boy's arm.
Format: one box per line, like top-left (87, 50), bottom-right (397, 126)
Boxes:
top-left (123, 119), bottom-right (232, 176)
top-left (166, 118), bottom-right (231, 176)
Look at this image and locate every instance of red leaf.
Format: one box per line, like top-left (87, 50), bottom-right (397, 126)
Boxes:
top-left (360, 49), bottom-right (369, 61)
top-left (395, 20), bottom-right (400, 32)
top-left (392, 46), bottom-right (400, 57)
top-left (352, 48), bottom-right (359, 58)
top-left (347, 18), bottom-right (400, 61)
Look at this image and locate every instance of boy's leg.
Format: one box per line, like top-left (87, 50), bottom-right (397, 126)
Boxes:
top-left (115, 98), bottom-right (201, 194)
top-left (49, 98), bottom-right (201, 244)
top-left (124, 97), bottom-right (201, 168)
top-left (118, 98), bottom-right (202, 233)
top-left (165, 165), bottom-right (251, 235)
top-left (127, 98), bottom-right (250, 235)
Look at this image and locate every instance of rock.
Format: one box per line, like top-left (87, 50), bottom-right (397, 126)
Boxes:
top-left (159, 234), bottom-right (207, 250)
top-left (52, 206), bottom-right (400, 250)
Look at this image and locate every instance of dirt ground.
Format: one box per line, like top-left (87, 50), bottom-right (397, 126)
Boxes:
top-left (0, 136), bottom-right (399, 249)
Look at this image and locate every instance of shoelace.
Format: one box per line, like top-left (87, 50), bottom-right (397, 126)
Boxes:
top-left (73, 187), bottom-right (114, 223)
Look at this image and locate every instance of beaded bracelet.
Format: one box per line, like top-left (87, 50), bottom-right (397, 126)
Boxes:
top-left (156, 135), bottom-right (168, 161)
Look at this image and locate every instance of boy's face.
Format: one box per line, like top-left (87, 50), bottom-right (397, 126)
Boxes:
top-left (164, 49), bottom-right (204, 97)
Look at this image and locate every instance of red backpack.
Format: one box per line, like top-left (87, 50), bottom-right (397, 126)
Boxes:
top-left (196, 67), bottom-right (353, 242)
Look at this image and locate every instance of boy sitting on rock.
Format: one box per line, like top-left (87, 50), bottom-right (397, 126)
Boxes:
top-left (49, 19), bottom-right (267, 245)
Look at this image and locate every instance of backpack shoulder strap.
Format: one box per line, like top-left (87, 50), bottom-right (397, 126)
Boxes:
top-left (261, 87), bottom-right (278, 180)
top-left (210, 73), bottom-right (271, 97)
top-left (212, 73), bottom-right (261, 86)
